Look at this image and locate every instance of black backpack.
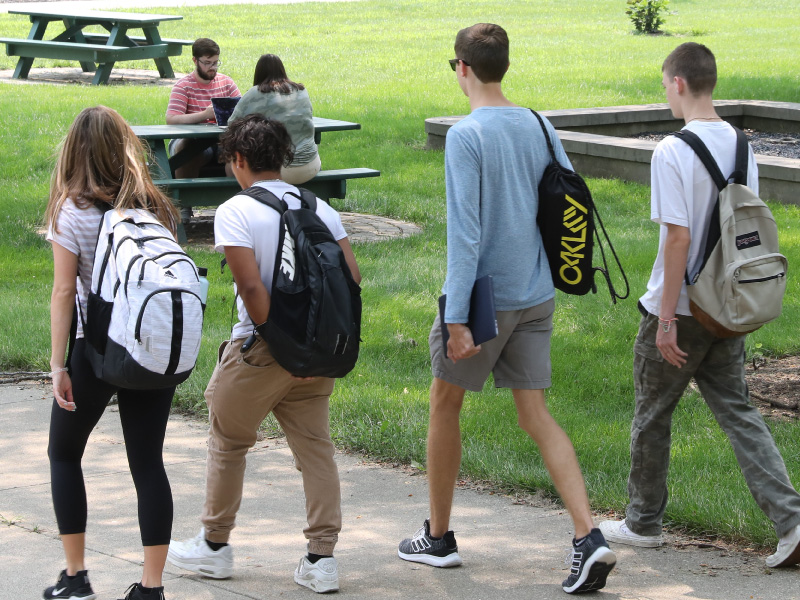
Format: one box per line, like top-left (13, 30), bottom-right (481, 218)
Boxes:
top-left (240, 186), bottom-right (362, 378)
top-left (530, 109), bottom-right (629, 303)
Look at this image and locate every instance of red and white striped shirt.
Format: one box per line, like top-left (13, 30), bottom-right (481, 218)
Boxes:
top-left (166, 73), bottom-right (241, 123)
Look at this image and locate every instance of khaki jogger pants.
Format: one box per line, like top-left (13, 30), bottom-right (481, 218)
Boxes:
top-left (201, 337), bottom-right (341, 555)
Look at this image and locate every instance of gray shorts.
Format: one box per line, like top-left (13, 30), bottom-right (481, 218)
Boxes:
top-left (430, 298), bottom-right (554, 392)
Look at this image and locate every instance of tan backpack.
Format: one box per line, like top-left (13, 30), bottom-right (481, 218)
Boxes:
top-left (673, 127), bottom-right (787, 337)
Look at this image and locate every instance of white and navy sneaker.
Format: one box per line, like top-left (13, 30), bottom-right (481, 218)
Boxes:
top-left (398, 519), bottom-right (462, 568)
top-left (562, 528), bottom-right (616, 594)
top-left (42, 569), bottom-right (97, 600)
top-left (167, 528), bottom-right (234, 579)
top-left (294, 556), bottom-right (339, 593)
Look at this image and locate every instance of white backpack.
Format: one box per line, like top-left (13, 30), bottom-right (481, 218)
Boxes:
top-left (674, 128), bottom-right (788, 337)
top-left (82, 209), bottom-right (204, 388)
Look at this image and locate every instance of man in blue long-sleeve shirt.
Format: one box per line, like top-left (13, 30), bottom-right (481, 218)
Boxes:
top-left (397, 23), bottom-right (616, 595)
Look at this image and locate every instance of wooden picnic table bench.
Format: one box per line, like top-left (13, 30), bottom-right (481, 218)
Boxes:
top-left (1, 8), bottom-right (187, 85)
top-left (132, 121), bottom-right (381, 242)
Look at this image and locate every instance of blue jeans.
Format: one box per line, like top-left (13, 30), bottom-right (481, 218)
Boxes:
top-left (625, 309), bottom-right (800, 538)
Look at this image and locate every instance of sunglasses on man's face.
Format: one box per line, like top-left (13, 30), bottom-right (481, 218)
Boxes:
top-left (449, 58), bottom-right (470, 71)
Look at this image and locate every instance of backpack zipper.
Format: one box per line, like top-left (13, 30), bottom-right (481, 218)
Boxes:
top-left (122, 254), bottom-right (144, 294)
top-left (737, 272), bottom-right (786, 284)
top-left (134, 288), bottom-right (203, 342)
top-left (137, 252), bottom-right (196, 286)
top-left (114, 235), bottom-right (173, 260)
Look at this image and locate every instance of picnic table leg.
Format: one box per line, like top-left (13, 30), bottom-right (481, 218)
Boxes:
top-left (88, 23), bottom-right (132, 85)
top-left (63, 18), bottom-right (96, 73)
top-left (142, 26), bottom-right (175, 78)
top-left (146, 140), bottom-right (172, 180)
top-left (12, 57), bottom-right (35, 79)
top-left (92, 62), bottom-right (115, 85)
top-left (153, 56), bottom-right (175, 79)
top-left (13, 16), bottom-right (49, 79)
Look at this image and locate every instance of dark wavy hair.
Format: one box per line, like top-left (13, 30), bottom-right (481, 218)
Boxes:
top-left (253, 54), bottom-right (305, 94)
top-left (219, 114), bottom-right (295, 172)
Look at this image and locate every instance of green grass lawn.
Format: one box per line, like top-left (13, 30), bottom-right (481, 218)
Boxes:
top-left (1, 0), bottom-right (799, 546)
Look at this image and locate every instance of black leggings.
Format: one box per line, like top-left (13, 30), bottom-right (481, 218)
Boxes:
top-left (48, 339), bottom-right (175, 546)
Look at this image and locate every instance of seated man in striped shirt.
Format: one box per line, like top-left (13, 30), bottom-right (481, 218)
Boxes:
top-left (166, 38), bottom-right (241, 218)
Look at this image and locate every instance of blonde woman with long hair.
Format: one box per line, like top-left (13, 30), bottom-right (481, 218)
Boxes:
top-left (44, 106), bottom-right (179, 600)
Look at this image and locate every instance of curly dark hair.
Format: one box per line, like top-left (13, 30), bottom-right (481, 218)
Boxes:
top-left (218, 114), bottom-right (295, 172)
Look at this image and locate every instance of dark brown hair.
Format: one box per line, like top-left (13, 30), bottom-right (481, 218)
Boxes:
top-left (253, 54), bottom-right (304, 94)
top-left (192, 38), bottom-right (220, 59)
top-left (662, 42), bottom-right (717, 96)
top-left (454, 23), bottom-right (510, 83)
top-left (46, 106), bottom-right (178, 235)
top-left (219, 114), bottom-right (295, 172)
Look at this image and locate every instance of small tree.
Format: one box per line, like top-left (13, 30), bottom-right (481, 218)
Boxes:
top-left (626, 0), bottom-right (669, 34)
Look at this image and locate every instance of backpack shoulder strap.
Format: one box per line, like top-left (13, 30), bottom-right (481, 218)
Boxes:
top-left (671, 129), bottom-right (728, 191)
top-left (298, 188), bottom-right (318, 212)
top-left (238, 185), bottom-right (286, 214)
top-left (730, 126), bottom-right (749, 185)
top-left (529, 109), bottom-right (558, 164)
top-left (672, 130), bottom-right (726, 286)
top-left (281, 188), bottom-right (318, 212)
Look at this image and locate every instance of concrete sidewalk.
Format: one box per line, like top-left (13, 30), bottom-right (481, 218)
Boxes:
top-left (1, 381), bottom-right (797, 600)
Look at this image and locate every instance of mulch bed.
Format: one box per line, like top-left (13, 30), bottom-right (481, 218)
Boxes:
top-left (631, 130), bottom-right (800, 159)
top-left (745, 355), bottom-right (800, 421)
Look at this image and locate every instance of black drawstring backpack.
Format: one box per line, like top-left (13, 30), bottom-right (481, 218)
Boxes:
top-left (530, 109), bottom-right (629, 303)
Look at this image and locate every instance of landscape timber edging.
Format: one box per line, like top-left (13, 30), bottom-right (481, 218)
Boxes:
top-left (424, 101), bottom-right (800, 205)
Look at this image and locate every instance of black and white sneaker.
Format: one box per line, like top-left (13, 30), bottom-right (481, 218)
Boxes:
top-left (398, 519), bottom-right (462, 568)
top-left (562, 528), bottom-right (616, 594)
top-left (118, 582), bottom-right (165, 600)
top-left (42, 570), bottom-right (97, 600)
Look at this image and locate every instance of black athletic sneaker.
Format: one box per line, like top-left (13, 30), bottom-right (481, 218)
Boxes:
top-left (562, 528), bottom-right (617, 594)
top-left (398, 519), bottom-right (462, 567)
top-left (42, 570), bottom-right (97, 600)
top-left (118, 583), bottom-right (165, 600)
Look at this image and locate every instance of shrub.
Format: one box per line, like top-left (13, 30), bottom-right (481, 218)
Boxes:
top-left (626, 0), bottom-right (669, 34)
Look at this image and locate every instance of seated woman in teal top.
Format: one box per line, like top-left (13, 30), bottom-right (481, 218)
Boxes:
top-left (229, 54), bottom-right (320, 185)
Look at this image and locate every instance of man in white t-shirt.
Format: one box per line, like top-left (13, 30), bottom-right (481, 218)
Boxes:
top-left (599, 42), bottom-right (800, 568)
top-left (166, 114), bottom-right (361, 593)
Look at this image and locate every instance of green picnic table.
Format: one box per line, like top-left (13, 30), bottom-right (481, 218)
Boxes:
top-left (132, 119), bottom-right (381, 242)
top-left (0, 8), bottom-right (189, 85)
top-left (133, 118), bottom-right (364, 179)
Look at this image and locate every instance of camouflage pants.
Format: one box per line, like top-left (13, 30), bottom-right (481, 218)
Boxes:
top-left (625, 309), bottom-right (800, 538)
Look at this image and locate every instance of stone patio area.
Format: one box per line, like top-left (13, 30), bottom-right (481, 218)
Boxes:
top-left (185, 210), bottom-right (421, 246)
top-left (0, 66), bottom-right (183, 86)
